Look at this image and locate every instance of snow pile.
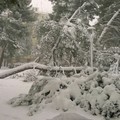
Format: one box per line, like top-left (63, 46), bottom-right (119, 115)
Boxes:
top-left (8, 68), bottom-right (120, 119)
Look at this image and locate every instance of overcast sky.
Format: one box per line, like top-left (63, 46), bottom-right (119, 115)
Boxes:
top-left (31, 0), bottom-right (53, 13)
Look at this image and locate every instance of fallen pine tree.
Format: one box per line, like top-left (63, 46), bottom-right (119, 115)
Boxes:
top-left (8, 68), bottom-right (120, 119)
top-left (0, 62), bottom-right (83, 79)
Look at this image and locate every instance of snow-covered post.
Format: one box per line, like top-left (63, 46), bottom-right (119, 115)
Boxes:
top-left (88, 27), bottom-right (95, 71)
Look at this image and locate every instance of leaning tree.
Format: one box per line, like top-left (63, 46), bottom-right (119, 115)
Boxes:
top-left (35, 1), bottom-right (98, 67)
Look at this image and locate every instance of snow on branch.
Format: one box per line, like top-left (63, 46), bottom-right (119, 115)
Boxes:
top-left (97, 9), bottom-right (120, 43)
top-left (0, 62), bottom-right (83, 79)
top-left (67, 2), bottom-right (88, 23)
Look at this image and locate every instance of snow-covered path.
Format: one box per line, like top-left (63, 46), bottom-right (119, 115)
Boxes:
top-left (0, 76), bottom-right (104, 120)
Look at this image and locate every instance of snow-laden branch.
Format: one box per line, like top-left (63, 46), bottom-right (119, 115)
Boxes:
top-left (50, 2), bottom-right (89, 63)
top-left (97, 9), bottom-right (120, 43)
top-left (0, 62), bottom-right (83, 79)
top-left (67, 2), bottom-right (87, 23)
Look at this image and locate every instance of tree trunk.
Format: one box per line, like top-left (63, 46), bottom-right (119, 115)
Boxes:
top-left (50, 36), bottom-right (61, 66)
top-left (0, 46), bottom-right (6, 68)
top-left (51, 50), bottom-right (56, 66)
top-left (0, 62), bottom-right (83, 79)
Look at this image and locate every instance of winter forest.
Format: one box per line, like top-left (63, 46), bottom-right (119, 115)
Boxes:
top-left (0, 0), bottom-right (120, 120)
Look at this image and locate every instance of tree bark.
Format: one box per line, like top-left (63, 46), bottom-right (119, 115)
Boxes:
top-left (50, 37), bottom-right (61, 66)
top-left (0, 45), bottom-right (6, 68)
top-left (0, 62), bottom-right (83, 79)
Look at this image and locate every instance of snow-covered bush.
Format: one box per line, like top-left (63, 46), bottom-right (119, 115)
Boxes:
top-left (96, 52), bottom-right (115, 71)
top-left (8, 68), bottom-right (120, 119)
top-left (77, 72), bottom-right (120, 119)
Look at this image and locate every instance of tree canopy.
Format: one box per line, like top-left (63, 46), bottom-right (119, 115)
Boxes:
top-left (34, 0), bottom-right (120, 67)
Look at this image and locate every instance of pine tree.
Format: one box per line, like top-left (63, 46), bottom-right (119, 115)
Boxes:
top-left (0, 0), bottom-right (37, 68)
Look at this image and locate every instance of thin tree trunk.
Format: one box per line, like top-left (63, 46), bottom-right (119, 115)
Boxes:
top-left (51, 50), bottom-right (56, 66)
top-left (0, 46), bottom-right (6, 68)
top-left (97, 9), bottom-right (120, 44)
top-left (50, 37), bottom-right (61, 66)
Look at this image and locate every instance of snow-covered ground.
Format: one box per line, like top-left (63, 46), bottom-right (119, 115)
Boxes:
top-left (0, 70), bottom-right (104, 120)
